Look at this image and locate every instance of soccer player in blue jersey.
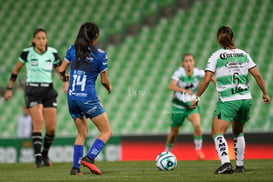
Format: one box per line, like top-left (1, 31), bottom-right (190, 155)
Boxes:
top-left (5, 28), bottom-right (67, 168)
top-left (57, 22), bottom-right (112, 175)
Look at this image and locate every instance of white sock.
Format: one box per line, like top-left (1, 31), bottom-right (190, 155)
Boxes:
top-left (234, 134), bottom-right (245, 167)
top-left (213, 134), bottom-right (230, 165)
top-left (194, 137), bottom-right (202, 150)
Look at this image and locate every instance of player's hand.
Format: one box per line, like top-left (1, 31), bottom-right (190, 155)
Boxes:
top-left (190, 96), bottom-right (200, 108)
top-left (4, 90), bottom-right (12, 101)
top-left (262, 94), bottom-right (270, 104)
top-left (190, 100), bottom-right (198, 109)
top-left (108, 85), bottom-right (112, 94)
top-left (183, 89), bottom-right (193, 95)
top-left (62, 81), bottom-right (69, 93)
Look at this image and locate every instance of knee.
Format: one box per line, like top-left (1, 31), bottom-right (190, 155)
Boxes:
top-left (105, 129), bottom-right (112, 138)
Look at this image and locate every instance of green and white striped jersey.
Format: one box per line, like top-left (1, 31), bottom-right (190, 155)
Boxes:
top-left (205, 48), bottom-right (256, 102)
top-left (172, 67), bottom-right (205, 102)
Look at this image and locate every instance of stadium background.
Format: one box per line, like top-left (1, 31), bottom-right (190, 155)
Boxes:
top-left (0, 0), bottom-right (272, 163)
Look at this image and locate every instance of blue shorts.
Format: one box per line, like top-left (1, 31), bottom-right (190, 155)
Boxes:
top-left (68, 99), bottom-right (105, 119)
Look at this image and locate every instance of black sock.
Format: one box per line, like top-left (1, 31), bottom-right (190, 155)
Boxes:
top-left (42, 133), bottom-right (55, 157)
top-left (32, 132), bottom-right (42, 163)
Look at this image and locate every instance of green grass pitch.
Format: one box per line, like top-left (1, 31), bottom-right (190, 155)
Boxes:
top-left (1, 160), bottom-right (272, 182)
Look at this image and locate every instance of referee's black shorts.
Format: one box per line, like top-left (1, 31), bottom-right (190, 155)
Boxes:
top-left (25, 83), bottom-right (58, 108)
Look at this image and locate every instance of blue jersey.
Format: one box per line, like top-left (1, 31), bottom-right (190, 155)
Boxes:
top-left (64, 45), bottom-right (108, 101)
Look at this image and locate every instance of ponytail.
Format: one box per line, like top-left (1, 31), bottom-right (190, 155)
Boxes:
top-left (74, 22), bottom-right (100, 68)
top-left (217, 26), bottom-right (235, 49)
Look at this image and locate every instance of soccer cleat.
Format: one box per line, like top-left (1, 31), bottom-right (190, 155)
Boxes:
top-left (34, 156), bottom-right (43, 168)
top-left (215, 163), bottom-right (233, 174)
top-left (34, 161), bottom-right (43, 168)
top-left (70, 168), bottom-right (83, 175)
top-left (80, 156), bottom-right (102, 175)
top-left (235, 166), bottom-right (245, 173)
top-left (42, 156), bottom-right (53, 167)
top-left (195, 149), bottom-right (205, 160)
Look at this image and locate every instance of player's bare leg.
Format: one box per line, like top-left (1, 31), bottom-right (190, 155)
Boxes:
top-left (80, 113), bottom-right (112, 175)
top-left (91, 113), bottom-right (112, 143)
top-left (188, 113), bottom-right (205, 159)
top-left (74, 117), bottom-right (88, 145)
top-left (165, 127), bottom-right (180, 152)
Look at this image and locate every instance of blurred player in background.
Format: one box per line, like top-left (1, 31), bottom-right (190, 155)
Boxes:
top-left (17, 106), bottom-right (32, 138)
top-left (57, 22), bottom-right (112, 175)
top-left (191, 26), bottom-right (270, 174)
top-left (165, 53), bottom-right (215, 160)
top-left (5, 28), bottom-right (67, 167)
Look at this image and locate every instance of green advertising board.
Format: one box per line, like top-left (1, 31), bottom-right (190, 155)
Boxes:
top-left (0, 136), bottom-right (120, 163)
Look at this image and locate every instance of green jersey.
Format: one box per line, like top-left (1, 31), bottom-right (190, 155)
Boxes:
top-left (205, 48), bottom-right (256, 101)
top-left (171, 67), bottom-right (205, 103)
top-left (19, 46), bottom-right (61, 83)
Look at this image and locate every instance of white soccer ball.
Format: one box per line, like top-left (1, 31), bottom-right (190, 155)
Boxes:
top-left (155, 152), bottom-right (177, 171)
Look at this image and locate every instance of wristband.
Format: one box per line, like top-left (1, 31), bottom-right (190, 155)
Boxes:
top-left (10, 73), bottom-right (18, 81)
top-left (196, 96), bottom-right (200, 102)
top-left (6, 86), bottom-right (13, 90)
top-left (60, 71), bottom-right (68, 82)
top-left (63, 76), bottom-right (69, 82)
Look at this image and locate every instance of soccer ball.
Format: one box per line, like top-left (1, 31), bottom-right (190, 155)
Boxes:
top-left (155, 152), bottom-right (177, 171)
